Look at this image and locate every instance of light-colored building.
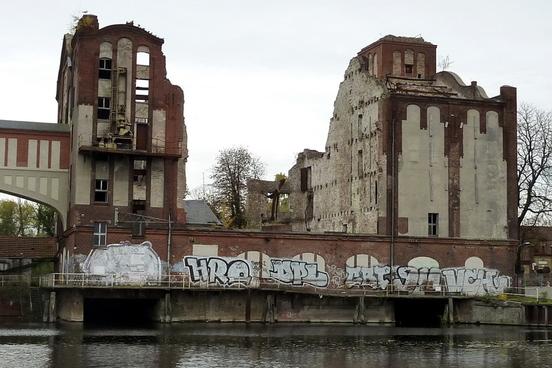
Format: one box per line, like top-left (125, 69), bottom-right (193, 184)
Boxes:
top-left (248, 35), bottom-right (517, 241)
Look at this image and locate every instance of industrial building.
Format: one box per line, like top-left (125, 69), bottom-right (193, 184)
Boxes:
top-left (248, 35), bottom-right (517, 243)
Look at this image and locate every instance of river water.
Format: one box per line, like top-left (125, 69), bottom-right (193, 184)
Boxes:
top-left (0, 323), bottom-right (551, 368)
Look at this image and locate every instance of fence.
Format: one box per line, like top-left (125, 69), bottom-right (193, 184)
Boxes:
top-left (0, 274), bottom-right (34, 287)
top-left (37, 273), bottom-right (517, 298)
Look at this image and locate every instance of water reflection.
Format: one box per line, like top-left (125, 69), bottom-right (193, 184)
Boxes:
top-left (0, 323), bottom-right (551, 368)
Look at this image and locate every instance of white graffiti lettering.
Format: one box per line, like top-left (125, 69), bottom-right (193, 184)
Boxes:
top-left (184, 256), bottom-right (252, 286)
top-left (346, 265), bottom-right (510, 295)
top-left (269, 259), bottom-right (329, 287)
top-left (83, 241), bottom-right (161, 283)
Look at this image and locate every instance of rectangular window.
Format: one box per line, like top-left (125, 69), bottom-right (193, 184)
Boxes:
top-left (357, 114), bottom-right (363, 137)
top-left (98, 58), bottom-right (112, 79)
top-left (374, 180), bottom-right (378, 204)
top-left (135, 79), bottom-right (149, 102)
top-left (300, 167), bottom-right (312, 192)
top-left (358, 150), bottom-right (363, 177)
top-left (94, 179), bottom-right (108, 203)
top-left (97, 97), bottom-right (111, 120)
top-left (428, 213), bottom-right (439, 236)
top-left (405, 64), bottom-right (413, 76)
top-left (93, 222), bottom-right (107, 246)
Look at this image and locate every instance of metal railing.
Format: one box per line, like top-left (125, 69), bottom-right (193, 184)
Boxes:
top-left (79, 135), bottom-right (183, 157)
top-left (38, 273), bottom-right (513, 298)
top-left (0, 274), bottom-right (32, 287)
top-left (40, 273), bottom-right (253, 290)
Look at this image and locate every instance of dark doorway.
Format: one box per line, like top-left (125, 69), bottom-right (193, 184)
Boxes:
top-left (394, 298), bottom-right (447, 327)
top-left (84, 298), bottom-right (158, 326)
top-left (136, 124), bottom-right (148, 150)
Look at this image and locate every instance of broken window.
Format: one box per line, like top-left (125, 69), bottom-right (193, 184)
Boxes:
top-left (93, 222), bottom-right (107, 246)
top-left (300, 167), bottom-right (312, 192)
top-left (135, 79), bottom-right (149, 102)
top-left (428, 213), bottom-right (439, 236)
top-left (137, 51), bottom-right (150, 66)
top-left (374, 180), bottom-right (378, 205)
top-left (404, 49), bottom-right (414, 77)
top-left (94, 179), bottom-right (108, 203)
top-left (131, 200), bottom-right (146, 237)
top-left (417, 52), bottom-right (425, 79)
top-left (358, 150), bottom-right (363, 177)
top-left (97, 97), bottom-right (111, 120)
top-left (133, 159), bottom-right (147, 201)
top-left (98, 58), bottom-right (112, 79)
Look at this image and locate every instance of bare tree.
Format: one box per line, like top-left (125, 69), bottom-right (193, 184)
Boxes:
top-left (518, 103), bottom-right (552, 225)
top-left (211, 146), bottom-right (264, 228)
top-left (438, 55), bottom-right (454, 71)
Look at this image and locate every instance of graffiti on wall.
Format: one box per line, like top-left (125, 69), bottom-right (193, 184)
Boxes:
top-left (184, 256), bottom-right (252, 286)
top-left (440, 267), bottom-right (511, 295)
top-left (179, 251), bottom-right (510, 295)
top-left (269, 258), bottom-right (329, 287)
top-left (345, 265), bottom-right (511, 295)
top-left (82, 241), bottom-right (162, 282)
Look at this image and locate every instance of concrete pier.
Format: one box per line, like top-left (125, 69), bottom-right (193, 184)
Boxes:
top-left (46, 286), bottom-right (540, 327)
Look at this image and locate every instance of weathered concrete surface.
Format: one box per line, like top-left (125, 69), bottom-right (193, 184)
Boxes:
top-left (248, 35), bottom-right (518, 241)
top-left (48, 286), bottom-right (552, 327)
top-left (167, 290), bottom-right (395, 323)
top-left (56, 289), bottom-right (83, 322)
top-left (454, 299), bottom-right (525, 326)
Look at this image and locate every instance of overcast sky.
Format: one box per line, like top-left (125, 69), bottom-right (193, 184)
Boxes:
top-left (1, 0), bottom-right (551, 195)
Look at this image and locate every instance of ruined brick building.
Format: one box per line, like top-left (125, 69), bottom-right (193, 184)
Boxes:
top-left (248, 35), bottom-right (517, 241)
top-left (0, 19), bottom-right (520, 313)
top-left (55, 15), bottom-right (188, 267)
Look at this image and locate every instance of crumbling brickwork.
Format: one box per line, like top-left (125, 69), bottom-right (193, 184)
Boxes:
top-left (56, 15), bottom-right (188, 231)
top-left (249, 35), bottom-right (517, 240)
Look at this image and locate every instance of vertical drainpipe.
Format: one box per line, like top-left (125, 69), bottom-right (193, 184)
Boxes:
top-left (390, 106), bottom-right (396, 286)
top-left (167, 213), bottom-right (172, 275)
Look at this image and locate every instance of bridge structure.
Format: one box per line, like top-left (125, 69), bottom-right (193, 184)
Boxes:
top-left (0, 120), bottom-right (70, 228)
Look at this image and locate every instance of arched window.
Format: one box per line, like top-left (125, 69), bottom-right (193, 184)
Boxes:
top-left (98, 41), bottom-right (113, 79)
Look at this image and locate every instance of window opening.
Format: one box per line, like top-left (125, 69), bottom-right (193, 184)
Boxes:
top-left (358, 150), bottom-right (363, 177)
top-left (98, 58), bottom-right (112, 79)
top-left (97, 97), bottom-right (111, 120)
top-left (95, 179), bottom-right (108, 203)
top-left (137, 52), bottom-right (150, 66)
top-left (375, 180), bottom-right (378, 204)
top-left (93, 222), bottom-right (107, 246)
top-left (135, 79), bottom-right (149, 102)
top-left (428, 213), bottom-right (439, 236)
top-left (300, 167), bottom-right (312, 192)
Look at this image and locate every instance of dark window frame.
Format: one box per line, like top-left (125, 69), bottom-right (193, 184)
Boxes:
top-left (428, 213), bottom-right (439, 236)
top-left (94, 179), bottom-right (108, 203)
top-left (93, 222), bottom-right (107, 246)
top-left (98, 58), bottom-right (112, 79)
top-left (97, 97), bottom-right (111, 120)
